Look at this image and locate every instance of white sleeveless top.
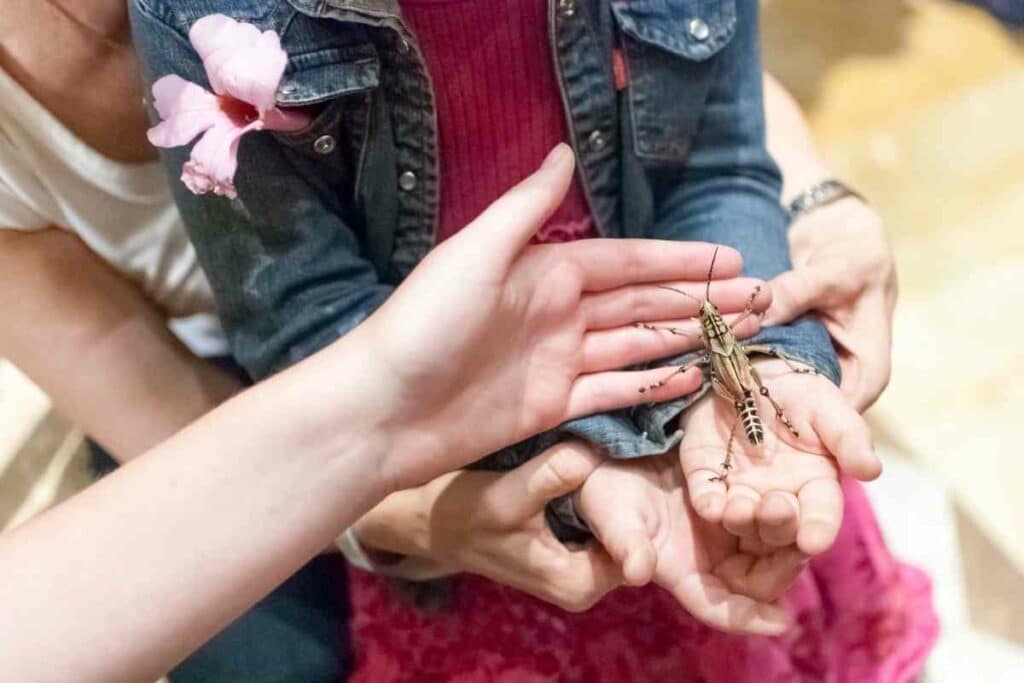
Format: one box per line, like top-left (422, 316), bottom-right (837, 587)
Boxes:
top-left (0, 67), bottom-right (227, 357)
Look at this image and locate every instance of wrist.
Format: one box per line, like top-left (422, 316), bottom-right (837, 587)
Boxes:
top-left (260, 330), bottom-right (401, 502)
top-left (351, 474), bottom-right (450, 559)
top-left (317, 323), bottom-right (457, 493)
top-left (778, 159), bottom-right (832, 207)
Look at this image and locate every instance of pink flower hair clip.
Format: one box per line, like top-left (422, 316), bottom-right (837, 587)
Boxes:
top-left (147, 14), bottom-right (311, 198)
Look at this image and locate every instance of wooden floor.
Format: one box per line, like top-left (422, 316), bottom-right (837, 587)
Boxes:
top-left (0, 0), bottom-right (1022, 674)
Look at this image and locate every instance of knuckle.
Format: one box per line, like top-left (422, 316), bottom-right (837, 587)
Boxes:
top-left (628, 286), bottom-right (649, 321)
top-left (556, 587), bottom-right (596, 613)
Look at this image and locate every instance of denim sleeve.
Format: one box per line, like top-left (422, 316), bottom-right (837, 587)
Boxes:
top-left (552, 0), bottom-right (838, 461)
top-left (130, 2), bottom-right (392, 380)
top-left (647, 0), bottom-right (838, 384)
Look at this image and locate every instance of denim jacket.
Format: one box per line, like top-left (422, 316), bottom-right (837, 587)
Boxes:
top-left (131, 0), bottom-right (839, 461)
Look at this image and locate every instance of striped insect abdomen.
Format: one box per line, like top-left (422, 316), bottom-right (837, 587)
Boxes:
top-left (738, 390), bottom-right (764, 445)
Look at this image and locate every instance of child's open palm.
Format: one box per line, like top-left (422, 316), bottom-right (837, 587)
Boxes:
top-left (679, 359), bottom-right (882, 555)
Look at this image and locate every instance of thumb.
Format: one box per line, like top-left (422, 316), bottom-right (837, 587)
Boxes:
top-left (459, 144), bottom-right (575, 265)
top-left (588, 512), bottom-right (657, 587)
top-left (763, 267), bottom-right (832, 326)
top-left (503, 440), bottom-right (602, 520)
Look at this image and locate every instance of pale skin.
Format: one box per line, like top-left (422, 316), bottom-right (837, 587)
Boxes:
top-left (350, 74), bottom-right (894, 615)
top-left (576, 453), bottom-right (808, 635)
top-left (677, 358), bottom-right (881, 555)
top-left (1, 0), bottom-right (897, 643)
top-left (663, 76), bottom-right (894, 550)
top-left (1, 4), bottom-right (768, 641)
top-left (0, 148), bottom-right (746, 681)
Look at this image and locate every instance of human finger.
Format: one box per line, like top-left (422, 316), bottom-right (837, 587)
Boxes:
top-left (564, 366), bottom-right (703, 421)
top-left (670, 573), bottom-right (790, 636)
top-left (796, 478), bottom-right (844, 555)
top-left (580, 277), bottom-right (769, 330)
top-left (723, 485), bottom-right (761, 539)
top-left (560, 241), bottom-right (743, 293)
top-left (756, 490), bottom-right (801, 548)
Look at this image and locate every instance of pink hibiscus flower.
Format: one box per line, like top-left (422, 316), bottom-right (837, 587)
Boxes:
top-left (146, 14), bottom-right (311, 198)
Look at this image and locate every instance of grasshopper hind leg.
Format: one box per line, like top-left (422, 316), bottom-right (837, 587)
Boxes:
top-left (749, 366), bottom-right (800, 439)
top-left (742, 345), bottom-right (818, 376)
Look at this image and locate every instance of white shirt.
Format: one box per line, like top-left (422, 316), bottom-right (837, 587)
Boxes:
top-left (0, 67), bottom-right (227, 357)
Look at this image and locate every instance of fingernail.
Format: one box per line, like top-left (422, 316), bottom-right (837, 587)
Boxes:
top-left (541, 143), bottom-right (571, 169)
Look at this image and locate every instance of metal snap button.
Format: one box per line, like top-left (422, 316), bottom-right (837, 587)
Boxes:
top-left (313, 135), bottom-right (336, 155)
top-left (558, 0), bottom-right (576, 18)
top-left (688, 18), bottom-right (710, 42)
top-left (398, 38), bottom-right (412, 55)
top-left (398, 171), bottom-right (418, 191)
top-left (278, 83), bottom-right (297, 96)
top-left (588, 129), bottom-right (607, 151)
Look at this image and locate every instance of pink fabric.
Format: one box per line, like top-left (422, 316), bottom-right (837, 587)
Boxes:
top-left (349, 478), bottom-right (938, 682)
top-left (400, 0), bottom-right (595, 243)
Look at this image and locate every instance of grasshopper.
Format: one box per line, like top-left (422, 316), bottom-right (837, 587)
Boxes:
top-left (636, 248), bottom-right (815, 482)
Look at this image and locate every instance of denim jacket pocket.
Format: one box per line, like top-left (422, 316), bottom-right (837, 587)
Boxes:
top-left (272, 45), bottom-right (380, 202)
top-left (611, 0), bottom-right (737, 163)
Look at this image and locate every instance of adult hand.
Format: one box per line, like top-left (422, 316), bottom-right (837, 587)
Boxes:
top-left (763, 198), bottom-right (897, 411)
top-left (334, 144), bottom-right (766, 490)
top-left (424, 441), bottom-right (624, 611)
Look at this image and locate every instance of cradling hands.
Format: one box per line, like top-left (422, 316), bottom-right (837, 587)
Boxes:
top-left (576, 454), bottom-right (806, 635)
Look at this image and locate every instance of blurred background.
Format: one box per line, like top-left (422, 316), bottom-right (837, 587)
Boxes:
top-left (1, 0), bottom-right (1022, 677)
top-left (761, 0), bottom-right (1024, 675)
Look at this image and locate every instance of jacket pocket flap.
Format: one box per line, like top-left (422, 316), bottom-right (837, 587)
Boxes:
top-left (277, 44), bottom-right (380, 105)
top-left (611, 0), bottom-right (736, 61)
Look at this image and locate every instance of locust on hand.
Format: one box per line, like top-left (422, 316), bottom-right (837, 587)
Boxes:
top-left (637, 248), bottom-right (816, 482)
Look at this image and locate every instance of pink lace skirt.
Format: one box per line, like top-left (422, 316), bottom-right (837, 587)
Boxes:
top-left (349, 478), bottom-right (938, 682)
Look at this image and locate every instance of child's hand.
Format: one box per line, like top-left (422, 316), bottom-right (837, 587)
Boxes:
top-left (576, 456), bottom-right (805, 635)
top-left (680, 359), bottom-right (882, 555)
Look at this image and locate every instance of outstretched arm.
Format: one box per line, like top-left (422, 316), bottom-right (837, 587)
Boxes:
top-left (0, 149), bottom-right (735, 682)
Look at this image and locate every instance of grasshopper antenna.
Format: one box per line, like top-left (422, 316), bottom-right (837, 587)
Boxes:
top-left (655, 285), bottom-right (702, 304)
top-left (705, 246), bottom-right (720, 302)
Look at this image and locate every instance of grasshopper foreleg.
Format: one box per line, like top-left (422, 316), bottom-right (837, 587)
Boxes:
top-left (639, 355), bottom-right (707, 394)
top-left (633, 322), bottom-right (698, 338)
top-left (727, 285), bottom-right (765, 332)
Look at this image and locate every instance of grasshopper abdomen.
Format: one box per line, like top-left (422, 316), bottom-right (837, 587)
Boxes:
top-left (737, 391), bottom-right (764, 445)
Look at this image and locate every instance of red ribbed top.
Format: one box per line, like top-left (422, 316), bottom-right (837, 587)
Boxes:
top-left (400, 0), bottom-right (595, 243)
